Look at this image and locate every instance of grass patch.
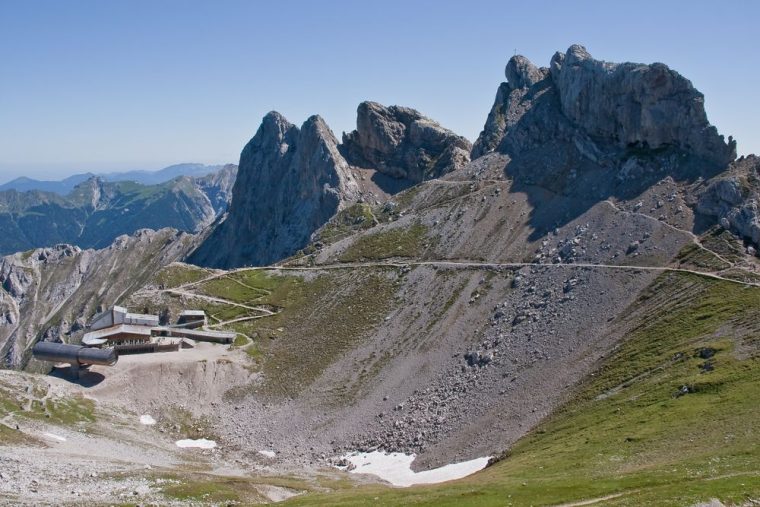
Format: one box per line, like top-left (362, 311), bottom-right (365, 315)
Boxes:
top-left (198, 271), bottom-right (282, 304)
top-left (0, 379), bottom-right (96, 427)
top-left (0, 423), bottom-right (38, 445)
top-left (30, 395), bottom-right (96, 425)
top-left (675, 243), bottom-right (731, 271)
top-left (255, 271), bottom-right (399, 398)
top-left (232, 334), bottom-right (249, 347)
top-left (699, 227), bottom-right (748, 264)
top-left (162, 475), bottom-right (266, 503)
top-left (339, 223), bottom-right (430, 262)
top-left (196, 268), bottom-right (399, 399)
top-left (316, 203), bottom-right (378, 245)
top-left (154, 263), bottom-right (210, 289)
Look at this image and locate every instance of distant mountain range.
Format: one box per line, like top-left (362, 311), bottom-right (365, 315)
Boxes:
top-left (0, 163), bottom-right (226, 195)
top-left (0, 164), bottom-right (237, 255)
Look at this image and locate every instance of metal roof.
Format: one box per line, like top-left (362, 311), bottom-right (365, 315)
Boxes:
top-left (83, 324), bottom-right (154, 342)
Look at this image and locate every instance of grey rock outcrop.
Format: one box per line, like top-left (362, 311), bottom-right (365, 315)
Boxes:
top-left (505, 55), bottom-right (545, 90)
top-left (342, 101), bottom-right (472, 182)
top-left (551, 45), bottom-right (735, 165)
top-left (472, 44), bottom-right (736, 167)
top-left (697, 155), bottom-right (760, 246)
top-left (188, 112), bottom-right (360, 268)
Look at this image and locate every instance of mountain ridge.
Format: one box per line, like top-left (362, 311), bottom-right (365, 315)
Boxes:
top-left (0, 164), bottom-right (237, 255)
top-left (0, 163), bottom-right (228, 194)
top-left (188, 101), bottom-right (473, 268)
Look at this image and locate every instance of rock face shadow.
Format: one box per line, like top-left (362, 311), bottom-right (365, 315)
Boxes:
top-left (498, 146), bottom-right (725, 242)
top-left (49, 366), bottom-right (106, 387)
top-left (370, 171), bottom-right (415, 195)
top-left (474, 45), bottom-right (735, 242)
top-left (485, 82), bottom-right (727, 241)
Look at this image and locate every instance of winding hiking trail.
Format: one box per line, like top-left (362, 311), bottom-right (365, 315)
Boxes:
top-left (138, 175), bottom-right (759, 343)
top-left (173, 259), bottom-right (760, 293)
top-left (167, 176), bottom-right (759, 299)
top-left (551, 492), bottom-right (630, 507)
top-left (135, 256), bottom-right (760, 337)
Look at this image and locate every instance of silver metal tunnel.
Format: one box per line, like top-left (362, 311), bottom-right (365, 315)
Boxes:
top-left (32, 342), bottom-right (118, 373)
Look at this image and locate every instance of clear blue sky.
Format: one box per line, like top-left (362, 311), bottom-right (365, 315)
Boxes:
top-left (1, 0), bottom-right (758, 182)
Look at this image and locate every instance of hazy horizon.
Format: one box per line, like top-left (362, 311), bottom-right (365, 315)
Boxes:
top-left (2, 0), bottom-right (758, 183)
top-left (0, 161), bottom-right (229, 185)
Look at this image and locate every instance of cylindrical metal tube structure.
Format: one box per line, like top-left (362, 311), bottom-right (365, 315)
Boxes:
top-left (32, 342), bottom-right (118, 366)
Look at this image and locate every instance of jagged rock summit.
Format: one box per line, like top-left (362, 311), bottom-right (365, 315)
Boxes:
top-left (341, 101), bottom-right (472, 182)
top-left (189, 102), bottom-right (469, 269)
top-left (473, 44), bottom-right (736, 167)
top-left (188, 111), bottom-right (360, 268)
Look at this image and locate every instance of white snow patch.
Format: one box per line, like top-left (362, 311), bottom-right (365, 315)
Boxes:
top-left (175, 438), bottom-right (217, 449)
top-left (42, 432), bottom-right (67, 442)
top-left (258, 450), bottom-right (276, 458)
top-left (139, 414), bottom-right (156, 425)
top-left (340, 451), bottom-right (490, 487)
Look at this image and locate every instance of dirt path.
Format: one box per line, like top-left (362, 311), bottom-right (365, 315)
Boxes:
top-left (250, 260), bottom-right (760, 288)
top-left (166, 176), bottom-right (757, 295)
top-left (160, 288), bottom-right (274, 313)
top-left (208, 312), bottom-right (279, 328)
top-left (551, 492), bottom-right (630, 506)
top-left (163, 258), bottom-right (760, 303)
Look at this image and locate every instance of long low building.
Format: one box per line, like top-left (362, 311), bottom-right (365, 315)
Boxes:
top-left (155, 327), bottom-right (236, 344)
top-left (82, 324), bottom-right (154, 347)
top-left (90, 306), bottom-right (159, 331)
top-left (81, 307), bottom-right (236, 353)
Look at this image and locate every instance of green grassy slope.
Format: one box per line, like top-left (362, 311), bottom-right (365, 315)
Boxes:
top-left (282, 272), bottom-right (760, 506)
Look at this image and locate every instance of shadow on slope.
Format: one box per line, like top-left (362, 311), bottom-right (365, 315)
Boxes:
top-left (49, 367), bottom-right (106, 388)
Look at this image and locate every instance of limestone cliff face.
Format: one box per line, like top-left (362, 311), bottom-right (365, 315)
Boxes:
top-left (188, 112), bottom-right (360, 268)
top-left (189, 101), bottom-right (471, 269)
top-left (473, 44), bottom-right (736, 167)
top-left (341, 101), bottom-right (472, 182)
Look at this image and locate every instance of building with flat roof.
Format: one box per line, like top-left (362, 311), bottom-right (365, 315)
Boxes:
top-left (83, 306), bottom-right (233, 353)
top-left (90, 306), bottom-right (159, 331)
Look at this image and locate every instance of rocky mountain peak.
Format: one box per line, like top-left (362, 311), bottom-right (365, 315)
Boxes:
top-left (189, 100), bottom-right (472, 268)
top-left (474, 45), bottom-right (737, 167)
top-left (505, 55), bottom-right (545, 90)
top-left (551, 45), bottom-right (735, 165)
top-left (299, 114), bottom-right (361, 201)
top-left (247, 110), bottom-right (299, 158)
top-left (188, 111), bottom-right (360, 268)
top-left (342, 101), bottom-right (472, 183)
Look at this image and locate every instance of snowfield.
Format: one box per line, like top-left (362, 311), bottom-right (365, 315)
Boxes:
top-left (341, 451), bottom-right (490, 487)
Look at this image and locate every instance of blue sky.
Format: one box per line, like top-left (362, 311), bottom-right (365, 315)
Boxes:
top-left (0, 0), bottom-right (758, 182)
